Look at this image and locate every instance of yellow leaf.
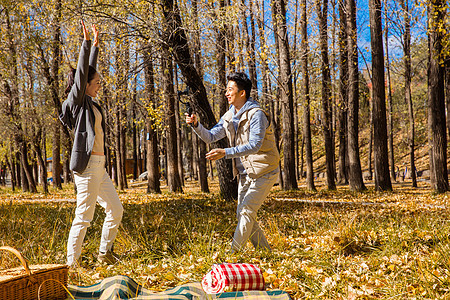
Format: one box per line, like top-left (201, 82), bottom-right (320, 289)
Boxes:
top-left (272, 278), bottom-right (281, 288)
top-left (164, 273), bottom-right (175, 281)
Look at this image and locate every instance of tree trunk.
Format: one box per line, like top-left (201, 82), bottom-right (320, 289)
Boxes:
top-left (256, 0), bottom-right (270, 111)
top-left (62, 136), bottom-right (71, 183)
top-left (317, 0), bottom-right (336, 190)
top-left (293, 0), bottom-right (299, 180)
top-left (119, 107), bottom-right (128, 189)
top-left (184, 128), bottom-right (194, 180)
top-left (241, 0), bottom-right (257, 98)
top-left (273, 0), bottom-right (298, 190)
top-left (143, 44), bottom-right (161, 193)
top-left (301, 0), bottom-right (316, 191)
top-left (191, 0), bottom-right (209, 192)
top-left (384, 2), bottom-right (396, 183)
top-left (174, 67), bottom-right (185, 186)
top-left (368, 100), bottom-right (373, 180)
top-left (236, 27), bottom-right (244, 72)
top-left (162, 47), bottom-right (183, 193)
top-left (161, 0), bottom-right (237, 200)
top-left (330, 0), bottom-right (337, 182)
top-left (400, 0), bottom-right (416, 187)
top-left (225, 0), bottom-right (236, 73)
top-left (447, 63), bottom-right (450, 143)
top-left (446, 63), bottom-right (450, 163)
top-left (15, 152), bottom-right (24, 191)
top-left (142, 125), bottom-right (147, 177)
top-left (32, 154), bottom-right (38, 186)
top-left (249, 0), bottom-right (258, 100)
top-left (346, 0), bottom-right (366, 191)
top-left (114, 28), bottom-right (128, 190)
top-left (271, 87), bottom-right (284, 188)
top-left (8, 144), bottom-right (16, 191)
top-left (300, 136), bottom-right (305, 179)
top-left (120, 50), bottom-right (128, 189)
top-left (217, 0), bottom-right (228, 117)
top-left (270, 1), bottom-right (284, 189)
top-left (115, 106), bottom-right (124, 190)
top-left (192, 133), bottom-right (199, 180)
top-left (338, 0), bottom-right (349, 185)
top-left (52, 0), bottom-right (63, 188)
top-left (428, 0), bottom-right (448, 193)
top-left (114, 87), bottom-right (127, 189)
top-left (132, 78), bottom-right (138, 181)
top-left (51, 124), bottom-right (62, 188)
top-left (370, 0), bottom-right (392, 191)
top-left (17, 136), bottom-right (37, 193)
top-left (198, 136), bottom-right (209, 192)
top-left (34, 134), bottom-right (48, 194)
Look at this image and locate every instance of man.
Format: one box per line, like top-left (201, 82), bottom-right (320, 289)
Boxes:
top-left (186, 72), bottom-right (279, 252)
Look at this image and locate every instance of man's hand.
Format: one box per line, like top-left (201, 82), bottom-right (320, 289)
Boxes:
top-left (205, 148), bottom-right (225, 161)
top-left (185, 113), bottom-right (198, 127)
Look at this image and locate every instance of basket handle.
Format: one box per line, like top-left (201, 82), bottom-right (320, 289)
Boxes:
top-left (0, 246), bottom-right (32, 277)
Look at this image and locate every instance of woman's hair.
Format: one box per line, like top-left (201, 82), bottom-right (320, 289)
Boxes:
top-left (65, 66), bottom-right (97, 96)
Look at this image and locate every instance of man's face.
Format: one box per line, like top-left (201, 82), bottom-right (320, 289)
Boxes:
top-left (225, 80), bottom-right (245, 106)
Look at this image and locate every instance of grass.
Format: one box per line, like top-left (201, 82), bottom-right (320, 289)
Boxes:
top-left (1, 178), bottom-right (450, 299)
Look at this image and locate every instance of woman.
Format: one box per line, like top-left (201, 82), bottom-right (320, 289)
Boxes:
top-left (59, 21), bottom-right (123, 267)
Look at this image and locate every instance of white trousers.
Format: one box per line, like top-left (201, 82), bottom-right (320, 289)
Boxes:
top-left (67, 155), bottom-right (123, 266)
top-left (231, 169), bottom-right (278, 252)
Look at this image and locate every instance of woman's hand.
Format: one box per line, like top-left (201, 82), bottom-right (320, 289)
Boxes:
top-left (92, 24), bottom-right (99, 47)
top-left (81, 20), bottom-right (90, 41)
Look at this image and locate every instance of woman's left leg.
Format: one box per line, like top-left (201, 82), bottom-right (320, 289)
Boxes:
top-left (96, 168), bottom-right (123, 254)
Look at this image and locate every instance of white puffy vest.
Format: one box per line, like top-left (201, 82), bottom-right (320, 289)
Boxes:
top-left (222, 107), bottom-right (280, 179)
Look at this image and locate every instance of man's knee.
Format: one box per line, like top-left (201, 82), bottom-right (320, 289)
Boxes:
top-left (238, 206), bottom-right (256, 221)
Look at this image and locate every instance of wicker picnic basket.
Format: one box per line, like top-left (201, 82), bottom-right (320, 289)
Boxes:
top-left (0, 246), bottom-right (69, 300)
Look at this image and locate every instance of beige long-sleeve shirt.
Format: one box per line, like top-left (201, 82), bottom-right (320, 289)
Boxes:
top-left (92, 105), bottom-right (104, 154)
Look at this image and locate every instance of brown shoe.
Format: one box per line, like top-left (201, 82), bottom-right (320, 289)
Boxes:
top-left (98, 250), bottom-right (120, 265)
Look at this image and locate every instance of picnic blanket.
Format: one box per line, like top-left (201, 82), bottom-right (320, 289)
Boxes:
top-left (67, 275), bottom-right (291, 300)
top-left (202, 263), bottom-right (265, 293)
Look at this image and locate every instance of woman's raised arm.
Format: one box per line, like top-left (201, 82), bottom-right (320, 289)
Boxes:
top-left (64, 21), bottom-right (91, 109)
top-left (89, 24), bottom-right (99, 68)
top-left (92, 24), bottom-right (99, 47)
top-left (82, 20), bottom-right (90, 41)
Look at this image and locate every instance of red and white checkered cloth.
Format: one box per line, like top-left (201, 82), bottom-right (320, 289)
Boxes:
top-left (201, 263), bottom-right (265, 294)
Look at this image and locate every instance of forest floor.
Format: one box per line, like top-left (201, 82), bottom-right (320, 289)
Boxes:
top-left (1, 177), bottom-right (450, 299)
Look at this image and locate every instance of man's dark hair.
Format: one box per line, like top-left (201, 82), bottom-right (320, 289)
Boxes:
top-left (227, 72), bottom-right (252, 100)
